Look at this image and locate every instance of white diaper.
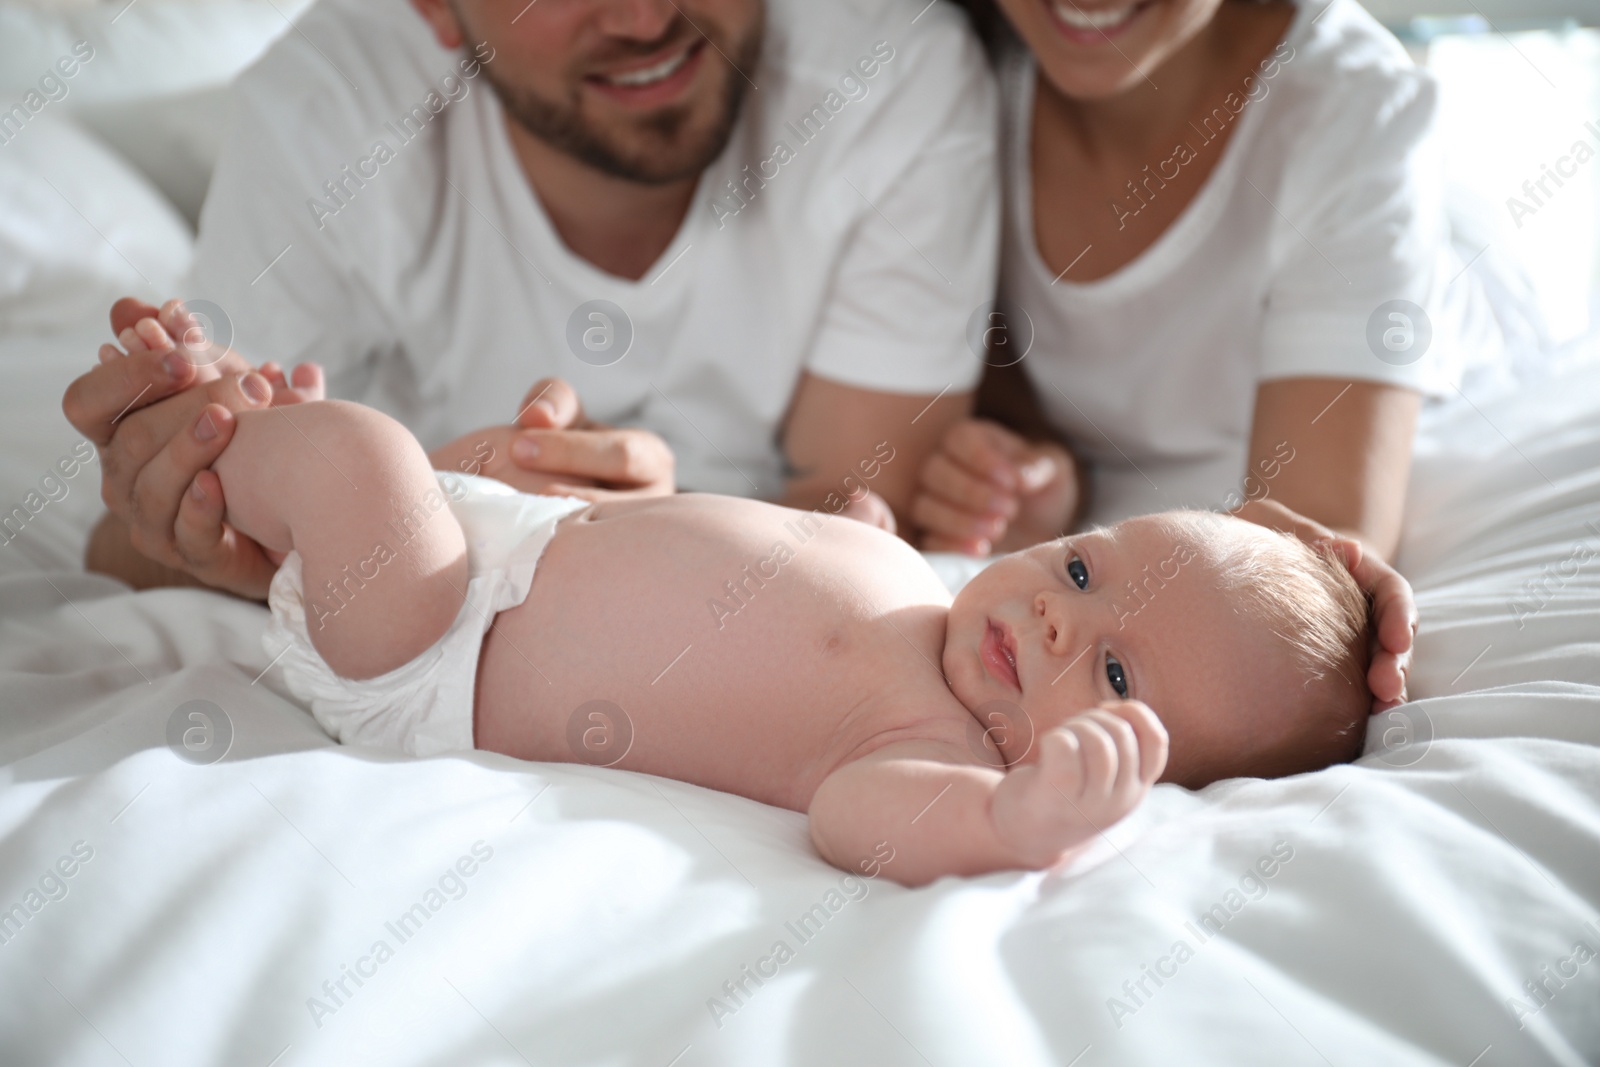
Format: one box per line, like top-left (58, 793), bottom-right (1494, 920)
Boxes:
top-left (264, 473), bottom-right (589, 757)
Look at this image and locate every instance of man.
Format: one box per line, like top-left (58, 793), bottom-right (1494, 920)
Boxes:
top-left (64, 0), bottom-right (998, 598)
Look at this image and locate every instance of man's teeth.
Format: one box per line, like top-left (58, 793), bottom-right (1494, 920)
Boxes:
top-left (602, 47), bottom-right (692, 87)
top-left (1052, 2), bottom-right (1139, 30)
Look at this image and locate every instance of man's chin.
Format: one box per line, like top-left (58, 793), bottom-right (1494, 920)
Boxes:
top-left (585, 123), bottom-right (729, 185)
top-left (492, 66), bottom-right (744, 186)
top-left (537, 95), bottom-right (739, 185)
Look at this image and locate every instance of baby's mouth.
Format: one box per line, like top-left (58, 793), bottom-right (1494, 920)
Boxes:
top-left (980, 618), bottom-right (1022, 693)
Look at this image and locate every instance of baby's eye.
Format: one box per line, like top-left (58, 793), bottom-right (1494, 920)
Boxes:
top-left (1066, 556), bottom-right (1089, 590)
top-left (1105, 654), bottom-right (1128, 698)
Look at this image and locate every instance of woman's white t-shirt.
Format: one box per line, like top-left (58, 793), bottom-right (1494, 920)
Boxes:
top-left (1000, 0), bottom-right (1461, 525)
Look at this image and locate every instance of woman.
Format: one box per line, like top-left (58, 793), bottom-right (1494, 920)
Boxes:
top-left (914, 0), bottom-right (1446, 704)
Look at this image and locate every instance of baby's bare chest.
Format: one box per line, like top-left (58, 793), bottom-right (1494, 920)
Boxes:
top-left (474, 495), bottom-right (964, 810)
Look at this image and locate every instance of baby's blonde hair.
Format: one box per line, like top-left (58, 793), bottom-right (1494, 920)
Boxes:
top-left (1167, 511), bottom-right (1373, 779)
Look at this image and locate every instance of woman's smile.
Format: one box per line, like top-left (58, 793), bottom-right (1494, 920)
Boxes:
top-left (1045, 0), bottom-right (1158, 45)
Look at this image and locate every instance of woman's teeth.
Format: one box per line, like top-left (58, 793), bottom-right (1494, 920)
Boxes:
top-left (600, 45), bottom-right (693, 87)
top-left (1051, 2), bottom-right (1140, 31)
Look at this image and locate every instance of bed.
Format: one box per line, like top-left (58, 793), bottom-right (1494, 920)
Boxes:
top-left (3, 5), bottom-right (1599, 1066)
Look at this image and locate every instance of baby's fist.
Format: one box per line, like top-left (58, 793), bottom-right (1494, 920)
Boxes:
top-left (1041, 700), bottom-right (1167, 808)
top-left (993, 700), bottom-right (1167, 868)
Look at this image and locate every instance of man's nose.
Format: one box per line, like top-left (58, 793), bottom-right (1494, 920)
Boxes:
top-left (594, 0), bottom-right (679, 41)
top-left (1033, 591), bottom-right (1077, 657)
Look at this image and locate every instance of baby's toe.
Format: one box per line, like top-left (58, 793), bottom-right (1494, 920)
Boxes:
top-left (134, 316), bottom-right (175, 352)
top-left (158, 299), bottom-right (187, 335)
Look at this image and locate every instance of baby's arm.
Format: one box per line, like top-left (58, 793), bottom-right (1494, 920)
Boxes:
top-left (210, 399), bottom-right (468, 680)
top-left (809, 702), bottom-right (1166, 887)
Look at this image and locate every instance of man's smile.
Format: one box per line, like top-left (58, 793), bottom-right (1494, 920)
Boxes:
top-left (584, 40), bottom-right (708, 108)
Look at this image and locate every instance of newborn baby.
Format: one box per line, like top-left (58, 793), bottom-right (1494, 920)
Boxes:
top-left (122, 314), bottom-right (1371, 887)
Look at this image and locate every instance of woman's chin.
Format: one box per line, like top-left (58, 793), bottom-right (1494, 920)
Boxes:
top-left (1035, 56), bottom-right (1156, 102)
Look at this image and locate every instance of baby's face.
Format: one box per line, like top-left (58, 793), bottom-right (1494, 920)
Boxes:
top-left (944, 514), bottom-right (1300, 786)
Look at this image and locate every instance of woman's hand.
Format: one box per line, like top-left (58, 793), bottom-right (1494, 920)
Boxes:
top-left (63, 298), bottom-right (324, 598)
top-left (911, 419), bottom-right (1080, 556)
top-left (1232, 497), bottom-right (1417, 712)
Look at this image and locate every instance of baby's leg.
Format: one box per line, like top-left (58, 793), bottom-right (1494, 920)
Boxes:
top-left (211, 399), bottom-right (468, 680)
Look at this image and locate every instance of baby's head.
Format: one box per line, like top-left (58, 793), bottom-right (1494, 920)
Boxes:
top-left (944, 511), bottom-right (1372, 788)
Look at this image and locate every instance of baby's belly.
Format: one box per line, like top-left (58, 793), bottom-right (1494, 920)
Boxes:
top-left (474, 494), bottom-right (956, 811)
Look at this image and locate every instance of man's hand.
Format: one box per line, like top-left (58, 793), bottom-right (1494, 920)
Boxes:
top-left (63, 298), bottom-right (323, 599)
top-left (913, 419), bottom-right (1080, 557)
top-left (430, 377), bottom-right (675, 500)
top-left (990, 701), bottom-right (1168, 868)
top-left (1232, 497), bottom-right (1417, 712)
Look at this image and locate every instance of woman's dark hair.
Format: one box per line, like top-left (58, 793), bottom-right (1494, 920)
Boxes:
top-left (945, 0), bottom-right (1008, 50)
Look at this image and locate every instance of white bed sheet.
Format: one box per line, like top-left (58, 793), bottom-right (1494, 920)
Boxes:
top-left (1, 322), bottom-right (1598, 1065)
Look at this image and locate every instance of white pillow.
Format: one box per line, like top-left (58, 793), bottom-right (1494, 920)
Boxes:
top-left (0, 0), bottom-right (315, 104)
top-left (0, 0), bottom-right (315, 221)
top-left (73, 86), bottom-right (236, 225)
top-left (0, 115), bottom-right (192, 332)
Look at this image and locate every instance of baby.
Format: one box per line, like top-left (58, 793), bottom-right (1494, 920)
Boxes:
top-left (119, 309), bottom-right (1371, 888)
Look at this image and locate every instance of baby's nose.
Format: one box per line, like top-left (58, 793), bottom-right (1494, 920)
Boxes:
top-left (1033, 591), bottom-right (1076, 655)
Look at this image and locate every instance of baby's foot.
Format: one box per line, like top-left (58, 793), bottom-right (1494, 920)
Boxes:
top-left (108, 300), bottom-right (228, 385)
top-left (106, 300), bottom-right (323, 406)
top-left (159, 299), bottom-right (233, 376)
top-left (990, 700), bottom-right (1168, 868)
top-left (158, 300), bottom-right (319, 403)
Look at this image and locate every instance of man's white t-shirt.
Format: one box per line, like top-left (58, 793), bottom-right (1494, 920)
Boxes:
top-left (189, 0), bottom-right (998, 496)
top-left (999, 0), bottom-right (1462, 526)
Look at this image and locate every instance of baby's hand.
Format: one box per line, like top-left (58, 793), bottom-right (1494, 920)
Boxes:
top-left (990, 700), bottom-right (1168, 869)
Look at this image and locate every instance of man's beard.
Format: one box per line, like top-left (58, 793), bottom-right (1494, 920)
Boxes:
top-left (482, 20), bottom-right (762, 186)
